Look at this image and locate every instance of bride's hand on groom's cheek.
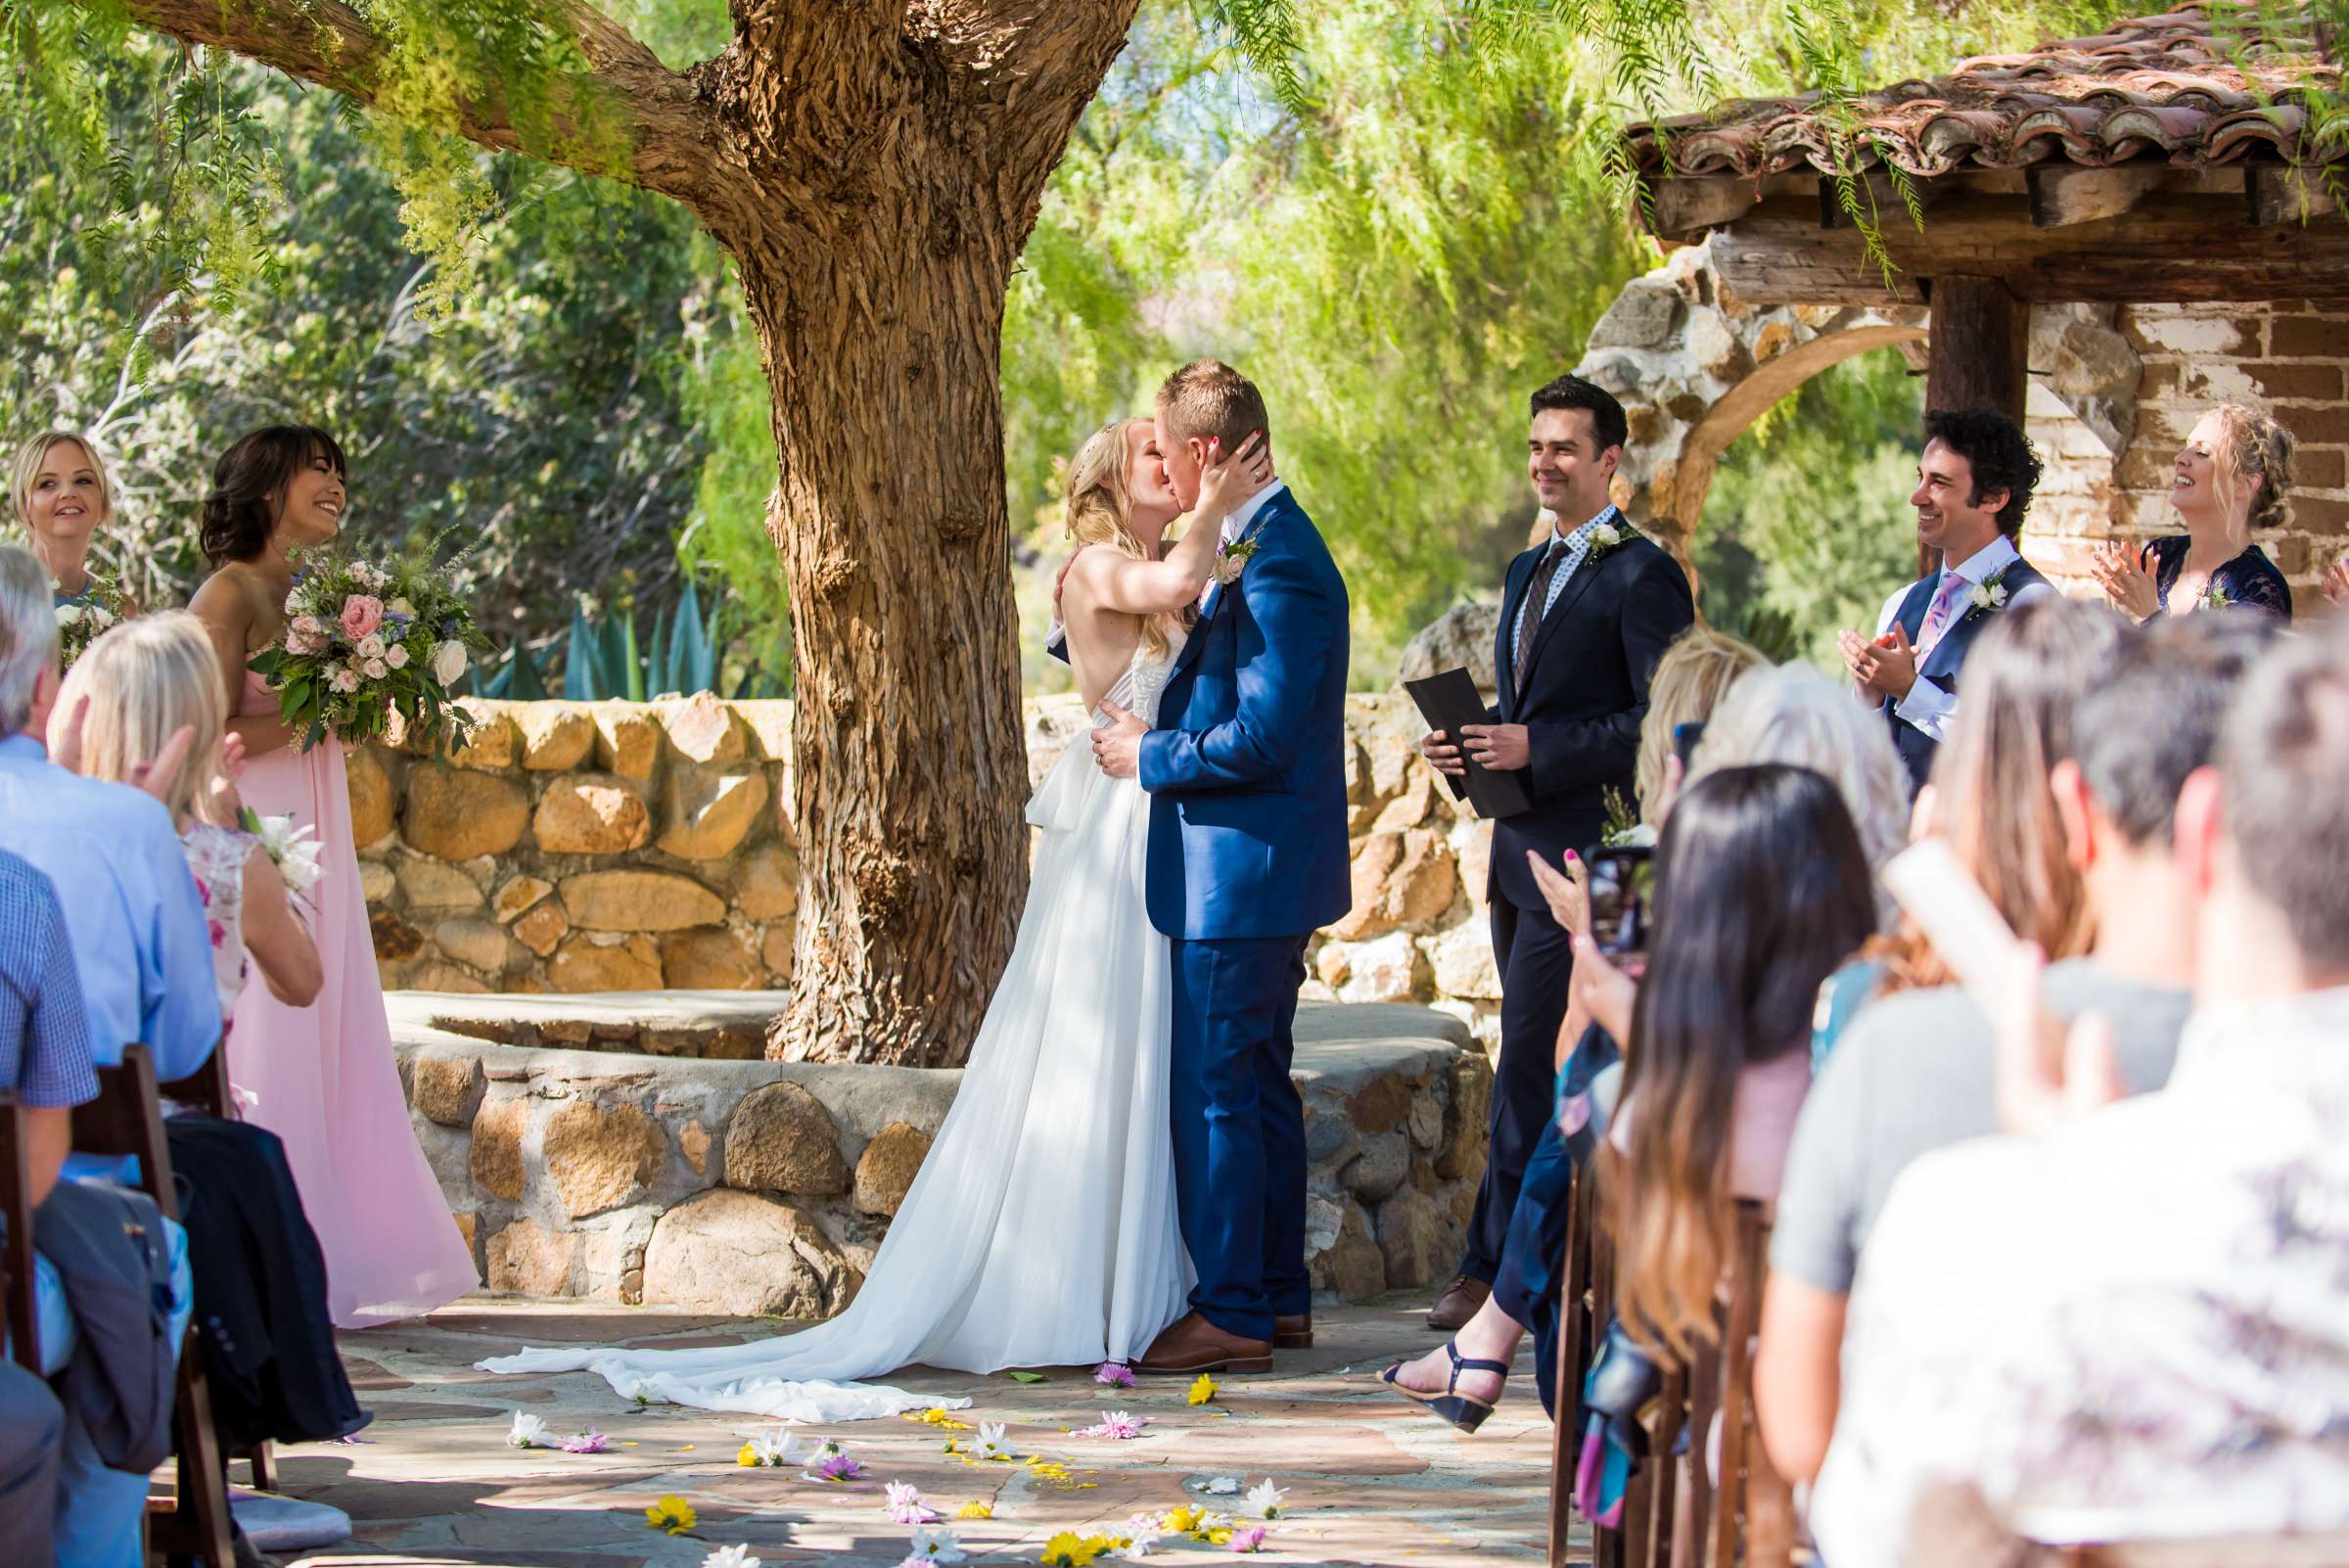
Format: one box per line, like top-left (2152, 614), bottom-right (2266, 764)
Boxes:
top-left (1092, 702), bottom-right (1146, 778)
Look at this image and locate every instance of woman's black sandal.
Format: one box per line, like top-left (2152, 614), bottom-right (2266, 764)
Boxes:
top-left (1380, 1339), bottom-right (1508, 1434)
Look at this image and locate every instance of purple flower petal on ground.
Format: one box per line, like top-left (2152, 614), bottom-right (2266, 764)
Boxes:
top-left (1093, 1362), bottom-right (1136, 1388)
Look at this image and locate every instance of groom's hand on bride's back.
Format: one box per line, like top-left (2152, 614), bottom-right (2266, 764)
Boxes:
top-left (1092, 702), bottom-right (1146, 778)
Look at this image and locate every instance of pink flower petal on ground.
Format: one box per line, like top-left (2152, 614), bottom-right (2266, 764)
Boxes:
top-left (1229, 1524), bottom-right (1267, 1553)
top-left (1077, 1411), bottom-right (1151, 1440)
top-left (1093, 1362), bottom-right (1136, 1388)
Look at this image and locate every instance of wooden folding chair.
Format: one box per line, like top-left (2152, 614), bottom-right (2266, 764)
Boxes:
top-left (70, 1044), bottom-right (236, 1568)
top-left (1549, 1158), bottom-right (1597, 1568)
top-left (0, 1090), bottom-right (40, 1374)
top-left (155, 1050), bottom-right (277, 1495)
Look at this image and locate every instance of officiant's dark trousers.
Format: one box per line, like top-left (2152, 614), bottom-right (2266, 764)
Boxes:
top-left (1459, 894), bottom-right (1576, 1284)
top-left (1169, 933), bottom-right (1313, 1344)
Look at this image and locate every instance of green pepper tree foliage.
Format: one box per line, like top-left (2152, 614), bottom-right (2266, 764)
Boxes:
top-left (11, 0), bottom-right (2132, 1064)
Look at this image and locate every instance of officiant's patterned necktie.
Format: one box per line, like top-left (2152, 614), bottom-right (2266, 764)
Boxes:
top-left (1915, 571), bottom-right (1970, 659)
top-left (1513, 538), bottom-right (1568, 699)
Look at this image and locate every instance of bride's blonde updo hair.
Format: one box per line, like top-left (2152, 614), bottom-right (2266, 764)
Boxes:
top-left (1063, 419), bottom-right (1177, 662)
top-left (2207, 403), bottom-right (2296, 531)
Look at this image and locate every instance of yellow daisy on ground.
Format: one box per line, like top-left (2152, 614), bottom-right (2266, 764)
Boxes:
top-left (643, 1496), bottom-right (696, 1535)
top-left (1186, 1373), bottom-right (1218, 1407)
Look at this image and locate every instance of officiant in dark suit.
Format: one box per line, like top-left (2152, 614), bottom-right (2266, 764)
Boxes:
top-left (1418, 373), bottom-right (1694, 1332)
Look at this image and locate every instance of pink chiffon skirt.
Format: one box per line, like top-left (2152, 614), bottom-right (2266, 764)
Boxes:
top-left (230, 680), bottom-right (476, 1325)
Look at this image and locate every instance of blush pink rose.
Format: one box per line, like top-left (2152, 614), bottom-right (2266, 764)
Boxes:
top-left (339, 594), bottom-right (384, 642)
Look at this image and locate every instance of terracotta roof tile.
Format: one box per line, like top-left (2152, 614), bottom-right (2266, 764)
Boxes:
top-left (1628, 1), bottom-right (2340, 180)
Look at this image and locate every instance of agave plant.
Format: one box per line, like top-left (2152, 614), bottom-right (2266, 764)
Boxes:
top-left (559, 576), bottom-right (728, 701)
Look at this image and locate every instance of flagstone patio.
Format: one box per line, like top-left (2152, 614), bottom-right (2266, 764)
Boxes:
top-left (276, 1293), bottom-right (1574, 1567)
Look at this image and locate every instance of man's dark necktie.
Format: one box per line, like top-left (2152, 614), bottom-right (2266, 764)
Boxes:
top-left (1513, 538), bottom-right (1568, 698)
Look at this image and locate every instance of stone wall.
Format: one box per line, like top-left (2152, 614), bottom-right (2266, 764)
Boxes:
top-left (360, 694), bottom-right (1510, 1048)
top-left (391, 999), bottom-right (1493, 1310)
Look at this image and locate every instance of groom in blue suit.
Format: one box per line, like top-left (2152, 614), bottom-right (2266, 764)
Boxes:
top-left (1092, 359), bottom-right (1352, 1373)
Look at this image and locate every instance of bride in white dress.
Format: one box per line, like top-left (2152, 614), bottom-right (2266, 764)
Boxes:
top-left (480, 420), bottom-right (1271, 1420)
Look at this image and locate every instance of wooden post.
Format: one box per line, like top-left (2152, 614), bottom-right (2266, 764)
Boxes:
top-left (1924, 275), bottom-right (2029, 419)
top-left (1919, 276), bottom-right (2031, 576)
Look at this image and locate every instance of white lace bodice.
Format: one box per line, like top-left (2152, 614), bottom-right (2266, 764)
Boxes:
top-left (1090, 630), bottom-right (1185, 729)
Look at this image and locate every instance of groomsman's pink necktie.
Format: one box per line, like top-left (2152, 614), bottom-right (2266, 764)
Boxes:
top-left (1915, 572), bottom-right (1969, 658)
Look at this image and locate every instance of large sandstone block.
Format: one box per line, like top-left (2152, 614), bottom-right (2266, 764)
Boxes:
top-left (444, 712), bottom-right (518, 771)
top-left (1428, 923), bottom-right (1501, 1001)
top-left (1308, 1198), bottom-right (1387, 1302)
top-left (395, 854), bottom-right (484, 911)
top-left (435, 918), bottom-right (514, 975)
top-left (403, 765), bottom-right (529, 860)
top-left (591, 705), bottom-right (663, 780)
top-left (541, 1101), bottom-right (666, 1219)
top-left (514, 705), bottom-right (594, 771)
top-left (469, 1095), bottom-right (530, 1202)
top-left (1375, 1187), bottom-right (1451, 1290)
top-left (657, 767), bottom-right (768, 859)
top-left (852, 1123), bottom-right (932, 1217)
top-left (560, 869), bottom-right (725, 932)
top-left (661, 928), bottom-right (760, 990)
top-left (513, 901), bottom-right (569, 958)
top-left (659, 693), bottom-right (749, 765)
top-left (345, 747), bottom-right (397, 847)
top-left (1328, 829), bottom-right (1454, 941)
top-left (1315, 930), bottom-right (1426, 1005)
top-left (726, 1081), bottom-right (850, 1196)
top-left (410, 1051), bottom-right (484, 1128)
top-left (532, 775), bottom-right (652, 854)
top-left (640, 1189), bottom-right (860, 1318)
top-left (485, 1217), bottom-right (573, 1295)
top-left (492, 875), bottom-right (553, 924)
top-left (548, 933), bottom-right (663, 991)
top-left (735, 845), bottom-right (799, 921)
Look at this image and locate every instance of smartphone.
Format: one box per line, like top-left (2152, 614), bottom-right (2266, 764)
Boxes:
top-left (1880, 838), bottom-right (2031, 1012)
top-left (1585, 844), bottom-right (1656, 958)
top-left (1672, 721), bottom-right (1706, 770)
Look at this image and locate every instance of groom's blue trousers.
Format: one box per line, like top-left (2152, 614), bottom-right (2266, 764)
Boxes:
top-left (1169, 934), bottom-right (1313, 1343)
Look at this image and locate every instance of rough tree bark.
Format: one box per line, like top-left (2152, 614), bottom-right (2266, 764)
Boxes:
top-left (118, 0), bottom-right (1143, 1065)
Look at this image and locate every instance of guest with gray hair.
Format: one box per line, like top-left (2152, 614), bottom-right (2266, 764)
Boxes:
top-left (0, 546), bottom-right (216, 1084)
top-left (0, 543), bottom-right (210, 1568)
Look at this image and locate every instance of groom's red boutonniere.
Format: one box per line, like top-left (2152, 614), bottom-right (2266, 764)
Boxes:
top-left (1213, 536), bottom-right (1259, 587)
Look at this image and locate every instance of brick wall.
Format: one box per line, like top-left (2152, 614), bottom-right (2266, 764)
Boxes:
top-left (2026, 300), bottom-right (2349, 611)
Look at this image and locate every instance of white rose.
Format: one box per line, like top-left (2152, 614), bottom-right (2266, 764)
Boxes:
top-left (362, 658), bottom-right (389, 680)
top-left (386, 643), bottom-right (409, 669)
top-left (55, 604), bottom-right (82, 627)
top-left (329, 666), bottom-right (360, 693)
top-left (1589, 523), bottom-right (1622, 549)
top-left (387, 596), bottom-right (416, 619)
top-left (1990, 581), bottom-right (2008, 607)
top-left (356, 633), bottom-right (387, 661)
top-left (284, 591), bottom-right (301, 615)
top-left (431, 640), bottom-right (468, 685)
top-left (87, 605), bottom-right (115, 629)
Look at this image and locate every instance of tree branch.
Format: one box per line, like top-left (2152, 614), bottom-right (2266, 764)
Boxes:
top-left (114, 0), bottom-right (739, 214)
top-left (923, 0), bottom-right (1140, 194)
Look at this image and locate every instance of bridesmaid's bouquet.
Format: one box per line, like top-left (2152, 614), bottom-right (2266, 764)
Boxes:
top-left (54, 571), bottom-right (131, 670)
top-left (249, 543), bottom-right (484, 753)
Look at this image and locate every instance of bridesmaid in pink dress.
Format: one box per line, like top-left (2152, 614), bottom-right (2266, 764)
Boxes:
top-left (190, 425), bottom-right (476, 1327)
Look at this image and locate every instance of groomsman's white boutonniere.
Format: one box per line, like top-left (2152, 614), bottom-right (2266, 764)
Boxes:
top-left (1968, 566), bottom-right (2013, 614)
top-left (1583, 518), bottom-right (1632, 565)
top-left (1213, 535), bottom-right (1260, 587)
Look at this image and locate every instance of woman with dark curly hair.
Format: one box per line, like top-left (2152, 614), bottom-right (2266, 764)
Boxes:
top-left (188, 425), bottom-right (474, 1328)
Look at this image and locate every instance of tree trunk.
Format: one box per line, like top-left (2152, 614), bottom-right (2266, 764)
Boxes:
top-left (113, 0), bottom-right (1141, 1065)
top-left (732, 230), bottom-right (1030, 1066)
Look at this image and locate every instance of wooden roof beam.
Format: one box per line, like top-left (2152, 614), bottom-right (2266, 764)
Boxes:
top-left (2247, 163), bottom-right (2342, 225)
top-left (1643, 175), bottom-right (1760, 239)
top-left (2026, 163), bottom-right (2169, 227)
top-left (1819, 169), bottom-right (1948, 230)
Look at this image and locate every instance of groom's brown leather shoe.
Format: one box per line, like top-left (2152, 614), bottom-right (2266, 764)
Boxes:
top-left (1425, 1274), bottom-right (1491, 1332)
top-left (1272, 1314), bottom-right (1313, 1350)
top-left (1136, 1312), bottom-right (1272, 1375)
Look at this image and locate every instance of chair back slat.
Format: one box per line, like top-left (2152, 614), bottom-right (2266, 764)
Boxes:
top-left (68, 1045), bottom-right (178, 1219)
top-left (157, 1046), bottom-right (234, 1122)
top-left (0, 1091), bottom-right (38, 1372)
top-left (1551, 1157), bottom-right (1597, 1568)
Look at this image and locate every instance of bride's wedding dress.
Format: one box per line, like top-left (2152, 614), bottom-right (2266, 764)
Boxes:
top-left (478, 638), bottom-right (1192, 1420)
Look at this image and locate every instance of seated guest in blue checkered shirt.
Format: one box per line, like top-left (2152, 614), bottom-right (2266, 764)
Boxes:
top-left (0, 547), bottom-right (200, 1568)
top-left (0, 847), bottom-right (96, 1568)
top-left (0, 546), bottom-right (217, 1091)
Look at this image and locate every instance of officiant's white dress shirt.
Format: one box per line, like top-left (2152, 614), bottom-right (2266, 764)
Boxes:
top-left (1867, 535), bottom-right (2053, 744)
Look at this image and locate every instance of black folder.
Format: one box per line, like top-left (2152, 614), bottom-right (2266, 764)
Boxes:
top-left (1403, 667), bottom-right (1531, 820)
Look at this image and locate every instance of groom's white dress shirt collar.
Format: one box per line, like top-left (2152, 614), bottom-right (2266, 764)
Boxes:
top-left (1221, 479), bottom-right (1288, 546)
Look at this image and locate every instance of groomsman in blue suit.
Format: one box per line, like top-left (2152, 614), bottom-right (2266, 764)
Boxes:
top-left (1419, 374), bottom-right (1693, 1333)
top-left (1093, 360), bottom-right (1352, 1373)
top-left (1839, 408), bottom-right (2054, 791)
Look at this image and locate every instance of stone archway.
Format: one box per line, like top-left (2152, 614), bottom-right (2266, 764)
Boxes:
top-left (1567, 238), bottom-right (2142, 600)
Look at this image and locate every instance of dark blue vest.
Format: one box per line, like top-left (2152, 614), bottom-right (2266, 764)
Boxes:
top-left (1885, 554), bottom-right (2050, 790)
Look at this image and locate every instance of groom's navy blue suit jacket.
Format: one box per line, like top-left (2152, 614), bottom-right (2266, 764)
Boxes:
top-left (1138, 486), bottom-right (1352, 941)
